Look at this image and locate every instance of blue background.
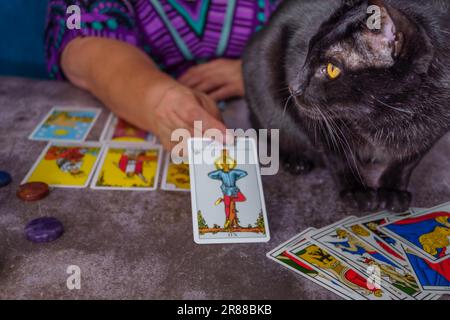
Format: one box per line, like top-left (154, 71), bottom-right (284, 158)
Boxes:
top-left (0, 1), bottom-right (49, 79)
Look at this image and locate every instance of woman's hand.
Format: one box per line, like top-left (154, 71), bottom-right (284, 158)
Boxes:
top-left (178, 59), bottom-right (245, 102)
top-left (149, 84), bottom-right (228, 151)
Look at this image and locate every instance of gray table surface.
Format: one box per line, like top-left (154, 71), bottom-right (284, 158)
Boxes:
top-left (0, 77), bottom-right (449, 299)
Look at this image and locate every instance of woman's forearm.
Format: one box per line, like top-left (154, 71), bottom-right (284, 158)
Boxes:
top-left (61, 37), bottom-right (178, 131)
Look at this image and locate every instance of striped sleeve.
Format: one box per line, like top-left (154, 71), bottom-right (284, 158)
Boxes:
top-left (45, 0), bottom-right (141, 79)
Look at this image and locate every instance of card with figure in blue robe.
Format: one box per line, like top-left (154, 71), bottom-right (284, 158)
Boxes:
top-left (343, 211), bottom-right (413, 269)
top-left (380, 202), bottom-right (450, 263)
top-left (401, 244), bottom-right (448, 295)
top-left (188, 138), bottom-right (270, 244)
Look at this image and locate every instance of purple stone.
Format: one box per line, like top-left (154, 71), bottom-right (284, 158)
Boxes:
top-left (25, 217), bottom-right (64, 243)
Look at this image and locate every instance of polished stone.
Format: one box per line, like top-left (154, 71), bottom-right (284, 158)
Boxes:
top-left (25, 217), bottom-right (64, 243)
top-left (0, 171), bottom-right (12, 187)
top-left (17, 182), bottom-right (49, 201)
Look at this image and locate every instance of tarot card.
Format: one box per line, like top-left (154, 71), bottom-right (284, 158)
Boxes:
top-left (286, 236), bottom-right (400, 300)
top-left (22, 142), bottom-right (103, 188)
top-left (161, 154), bottom-right (190, 192)
top-left (267, 228), bottom-right (364, 300)
top-left (91, 143), bottom-right (162, 191)
top-left (309, 217), bottom-right (428, 300)
top-left (383, 210), bottom-right (413, 223)
top-left (410, 208), bottom-right (426, 214)
top-left (401, 244), bottom-right (449, 295)
top-left (100, 114), bottom-right (156, 144)
top-left (188, 138), bottom-right (270, 244)
top-left (380, 202), bottom-right (450, 263)
top-left (343, 212), bottom-right (412, 268)
top-left (29, 107), bottom-right (100, 142)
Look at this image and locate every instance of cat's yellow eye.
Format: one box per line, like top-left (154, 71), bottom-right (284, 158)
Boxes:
top-left (326, 63), bottom-right (341, 80)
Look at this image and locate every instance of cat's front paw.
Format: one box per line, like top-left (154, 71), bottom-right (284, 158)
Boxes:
top-left (377, 188), bottom-right (412, 213)
top-left (340, 188), bottom-right (379, 212)
top-left (282, 154), bottom-right (314, 175)
top-left (340, 188), bottom-right (412, 213)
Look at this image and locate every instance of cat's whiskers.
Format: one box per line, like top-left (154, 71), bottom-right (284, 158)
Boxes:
top-left (312, 116), bottom-right (319, 145)
top-left (318, 107), bottom-right (364, 185)
top-left (310, 105), bottom-right (333, 152)
top-left (282, 94), bottom-right (294, 118)
top-left (267, 87), bottom-right (291, 128)
top-left (372, 96), bottom-right (414, 115)
top-left (325, 109), bottom-right (364, 185)
top-left (313, 105), bottom-right (341, 153)
top-left (275, 86), bottom-right (291, 94)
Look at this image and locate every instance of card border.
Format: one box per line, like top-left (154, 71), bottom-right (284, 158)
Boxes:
top-left (188, 137), bottom-right (271, 244)
top-left (267, 229), bottom-right (317, 260)
top-left (22, 141), bottom-right (105, 188)
top-left (99, 112), bottom-right (115, 142)
top-left (160, 153), bottom-right (190, 192)
top-left (90, 142), bottom-right (162, 191)
top-left (28, 106), bottom-right (101, 142)
top-left (379, 202), bottom-right (450, 263)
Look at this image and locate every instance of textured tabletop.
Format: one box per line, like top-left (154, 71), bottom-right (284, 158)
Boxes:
top-left (0, 77), bottom-right (449, 299)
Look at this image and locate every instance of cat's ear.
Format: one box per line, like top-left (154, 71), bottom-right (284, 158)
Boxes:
top-left (362, 0), bottom-right (413, 59)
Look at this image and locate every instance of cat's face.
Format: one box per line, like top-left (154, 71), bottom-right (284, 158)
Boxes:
top-left (289, 0), bottom-right (434, 120)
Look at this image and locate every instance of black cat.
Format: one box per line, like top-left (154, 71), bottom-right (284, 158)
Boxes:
top-left (243, 0), bottom-right (450, 212)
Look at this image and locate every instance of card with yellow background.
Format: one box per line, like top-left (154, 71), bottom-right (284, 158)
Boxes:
top-left (161, 154), bottom-right (190, 192)
top-left (22, 142), bottom-right (103, 188)
top-left (91, 144), bottom-right (162, 190)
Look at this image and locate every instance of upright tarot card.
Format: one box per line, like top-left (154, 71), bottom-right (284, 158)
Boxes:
top-left (188, 138), bottom-right (270, 244)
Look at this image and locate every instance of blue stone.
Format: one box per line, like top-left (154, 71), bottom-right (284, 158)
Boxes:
top-left (25, 217), bottom-right (64, 243)
top-left (0, 171), bottom-right (12, 187)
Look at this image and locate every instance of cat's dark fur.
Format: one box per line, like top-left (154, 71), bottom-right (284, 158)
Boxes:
top-left (243, 0), bottom-right (450, 212)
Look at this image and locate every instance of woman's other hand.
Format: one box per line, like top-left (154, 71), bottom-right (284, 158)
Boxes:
top-left (178, 59), bottom-right (244, 102)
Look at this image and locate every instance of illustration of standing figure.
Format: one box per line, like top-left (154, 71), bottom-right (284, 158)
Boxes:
top-left (208, 150), bottom-right (248, 230)
top-left (118, 150), bottom-right (151, 183)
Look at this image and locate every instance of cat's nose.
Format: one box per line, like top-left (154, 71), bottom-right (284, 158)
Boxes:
top-left (289, 84), bottom-right (303, 96)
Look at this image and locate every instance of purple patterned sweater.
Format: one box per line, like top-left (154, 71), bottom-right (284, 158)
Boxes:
top-left (45, 0), bottom-right (281, 79)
